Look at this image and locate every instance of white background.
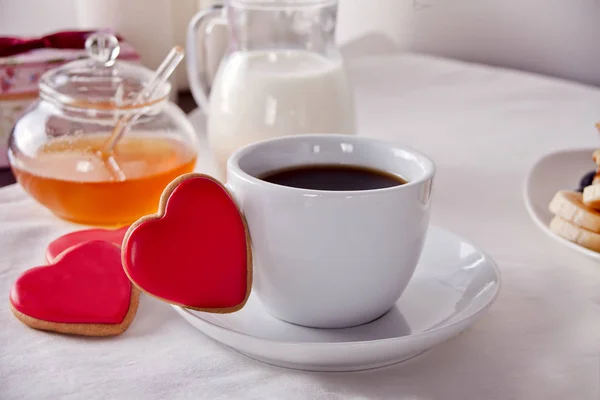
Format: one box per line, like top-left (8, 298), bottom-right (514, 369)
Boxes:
top-left (2, 0), bottom-right (600, 86)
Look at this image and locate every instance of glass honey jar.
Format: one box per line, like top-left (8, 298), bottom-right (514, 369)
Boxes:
top-left (8, 34), bottom-right (199, 226)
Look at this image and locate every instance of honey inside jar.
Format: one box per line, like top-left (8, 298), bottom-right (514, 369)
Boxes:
top-left (11, 134), bottom-right (197, 226)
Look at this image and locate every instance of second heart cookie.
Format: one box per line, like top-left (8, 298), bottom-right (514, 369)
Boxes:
top-left (46, 226), bottom-right (130, 263)
top-left (10, 240), bottom-right (139, 336)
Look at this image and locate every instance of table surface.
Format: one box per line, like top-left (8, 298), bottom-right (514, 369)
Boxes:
top-left (2, 52), bottom-right (600, 400)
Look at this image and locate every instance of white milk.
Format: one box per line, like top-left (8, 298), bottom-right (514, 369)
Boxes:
top-left (207, 50), bottom-right (356, 175)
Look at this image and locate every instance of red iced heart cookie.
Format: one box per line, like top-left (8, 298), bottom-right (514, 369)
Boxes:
top-left (122, 173), bottom-right (252, 312)
top-left (10, 240), bottom-right (140, 336)
top-left (46, 226), bottom-right (130, 263)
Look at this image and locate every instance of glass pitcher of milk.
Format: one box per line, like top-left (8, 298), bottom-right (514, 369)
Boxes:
top-left (187, 0), bottom-right (356, 176)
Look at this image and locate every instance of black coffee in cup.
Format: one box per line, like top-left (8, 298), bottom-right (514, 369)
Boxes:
top-left (259, 164), bottom-right (407, 191)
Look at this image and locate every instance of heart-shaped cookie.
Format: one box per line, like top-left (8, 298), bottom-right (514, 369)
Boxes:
top-left (122, 173), bottom-right (252, 312)
top-left (10, 240), bottom-right (139, 336)
top-left (46, 226), bottom-right (130, 263)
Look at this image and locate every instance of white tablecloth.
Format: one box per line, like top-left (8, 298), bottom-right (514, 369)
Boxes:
top-left (3, 52), bottom-right (600, 400)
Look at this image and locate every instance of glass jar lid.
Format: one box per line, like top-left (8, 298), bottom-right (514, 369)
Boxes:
top-left (39, 33), bottom-right (170, 110)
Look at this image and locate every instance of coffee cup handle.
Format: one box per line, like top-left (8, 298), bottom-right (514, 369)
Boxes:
top-left (186, 5), bottom-right (225, 114)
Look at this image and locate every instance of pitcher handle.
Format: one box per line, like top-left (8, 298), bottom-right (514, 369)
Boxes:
top-left (186, 5), bottom-right (224, 114)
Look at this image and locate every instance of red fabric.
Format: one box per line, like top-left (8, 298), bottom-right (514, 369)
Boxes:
top-left (0, 30), bottom-right (121, 58)
top-left (123, 176), bottom-right (250, 310)
top-left (46, 226), bottom-right (130, 263)
top-left (10, 241), bottom-right (132, 324)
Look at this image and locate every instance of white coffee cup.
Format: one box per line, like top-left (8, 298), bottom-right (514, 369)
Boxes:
top-left (226, 134), bottom-right (435, 328)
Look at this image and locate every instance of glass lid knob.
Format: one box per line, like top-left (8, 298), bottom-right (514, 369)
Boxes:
top-left (85, 33), bottom-right (121, 67)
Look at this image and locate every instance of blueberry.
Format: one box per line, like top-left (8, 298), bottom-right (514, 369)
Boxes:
top-left (577, 170), bottom-right (596, 192)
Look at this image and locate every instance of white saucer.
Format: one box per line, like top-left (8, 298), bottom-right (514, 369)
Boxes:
top-left (173, 226), bottom-right (500, 372)
top-left (524, 147), bottom-right (600, 261)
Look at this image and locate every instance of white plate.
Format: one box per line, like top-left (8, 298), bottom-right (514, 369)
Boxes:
top-left (524, 147), bottom-right (600, 261)
top-left (173, 226), bottom-right (500, 372)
